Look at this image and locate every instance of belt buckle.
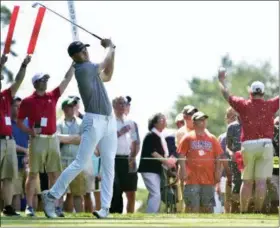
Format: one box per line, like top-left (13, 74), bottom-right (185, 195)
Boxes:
top-left (5, 136), bottom-right (10, 140)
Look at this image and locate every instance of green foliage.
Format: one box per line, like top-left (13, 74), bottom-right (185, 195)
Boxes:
top-left (170, 55), bottom-right (279, 136)
top-left (1, 5), bottom-right (18, 82)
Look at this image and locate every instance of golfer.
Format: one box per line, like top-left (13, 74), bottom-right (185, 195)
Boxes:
top-left (42, 39), bottom-right (116, 219)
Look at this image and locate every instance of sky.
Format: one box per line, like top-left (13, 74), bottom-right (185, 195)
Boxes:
top-left (1, 1), bottom-right (279, 140)
top-left (1, 1), bottom-right (278, 189)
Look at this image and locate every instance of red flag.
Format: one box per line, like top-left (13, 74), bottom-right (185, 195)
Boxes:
top-left (3, 6), bottom-right (20, 54)
top-left (27, 7), bottom-right (46, 54)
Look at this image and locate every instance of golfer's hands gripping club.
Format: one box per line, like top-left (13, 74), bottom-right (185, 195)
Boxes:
top-left (101, 38), bottom-right (116, 49)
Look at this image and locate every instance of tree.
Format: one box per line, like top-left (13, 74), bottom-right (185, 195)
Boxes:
top-left (170, 55), bottom-right (279, 136)
top-left (1, 5), bottom-right (18, 82)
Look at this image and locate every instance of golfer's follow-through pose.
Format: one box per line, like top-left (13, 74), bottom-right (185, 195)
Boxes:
top-left (42, 39), bottom-right (117, 219)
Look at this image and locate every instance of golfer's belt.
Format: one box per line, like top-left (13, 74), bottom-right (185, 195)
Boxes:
top-left (273, 156), bottom-right (279, 169)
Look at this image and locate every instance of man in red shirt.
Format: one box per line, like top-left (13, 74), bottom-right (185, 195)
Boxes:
top-left (17, 63), bottom-right (74, 217)
top-left (0, 54), bottom-right (31, 216)
top-left (218, 68), bottom-right (279, 213)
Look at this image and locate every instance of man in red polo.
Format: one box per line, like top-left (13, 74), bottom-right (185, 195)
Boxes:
top-left (0, 54), bottom-right (31, 216)
top-left (218, 68), bottom-right (279, 213)
top-left (17, 63), bottom-right (74, 217)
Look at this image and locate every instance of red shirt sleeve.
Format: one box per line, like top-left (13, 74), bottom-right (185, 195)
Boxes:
top-left (18, 99), bottom-right (29, 120)
top-left (267, 96), bottom-right (279, 113)
top-left (229, 95), bottom-right (247, 113)
top-left (1, 88), bottom-right (13, 103)
top-left (50, 87), bottom-right (61, 102)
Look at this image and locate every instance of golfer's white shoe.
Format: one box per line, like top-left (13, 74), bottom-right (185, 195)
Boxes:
top-left (41, 190), bottom-right (57, 218)
top-left (93, 208), bottom-right (110, 219)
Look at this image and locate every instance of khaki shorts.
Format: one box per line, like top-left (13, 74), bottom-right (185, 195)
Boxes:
top-left (12, 169), bottom-right (41, 195)
top-left (29, 136), bottom-right (62, 173)
top-left (0, 139), bottom-right (18, 180)
top-left (62, 160), bottom-right (95, 196)
top-left (241, 140), bottom-right (273, 180)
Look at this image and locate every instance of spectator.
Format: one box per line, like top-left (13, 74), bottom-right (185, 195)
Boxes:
top-left (178, 111), bottom-right (223, 213)
top-left (0, 55), bottom-right (31, 216)
top-left (175, 105), bottom-right (198, 213)
top-left (218, 70), bottom-right (279, 213)
top-left (267, 116), bottom-right (279, 213)
top-left (110, 96), bottom-right (139, 214)
top-left (57, 98), bottom-right (85, 213)
top-left (175, 113), bottom-right (184, 129)
top-left (138, 113), bottom-right (176, 213)
top-left (225, 108), bottom-right (243, 213)
top-left (68, 95), bottom-right (83, 119)
top-left (217, 107), bottom-right (237, 213)
top-left (11, 97), bottom-right (41, 212)
top-left (175, 105), bottom-right (198, 147)
top-left (17, 64), bottom-right (74, 217)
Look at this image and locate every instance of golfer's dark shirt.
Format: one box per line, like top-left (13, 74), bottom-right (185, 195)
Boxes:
top-left (74, 62), bottom-right (112, 116)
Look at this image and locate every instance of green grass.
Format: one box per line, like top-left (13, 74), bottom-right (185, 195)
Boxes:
top-left (1, 213), bottom-right (279, 227)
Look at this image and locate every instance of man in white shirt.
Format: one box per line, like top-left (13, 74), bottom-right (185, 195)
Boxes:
top-left (110, 96), bottom-right (139, 213)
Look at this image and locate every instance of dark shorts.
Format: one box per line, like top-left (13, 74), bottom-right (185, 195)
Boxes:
top-left (115, 155), bottom-right (138, 192)
top-left (184, 184), bottom-right (215, 209)
top-left (230, 161), bottom-right (242, 194)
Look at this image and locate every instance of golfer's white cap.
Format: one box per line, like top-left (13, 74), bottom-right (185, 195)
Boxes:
top-left (175, 113), bottom-right (184, 122)
top-left (250, 81), bottom-right (265, 93)
top-left (32, 73), bottom-right (50, 84)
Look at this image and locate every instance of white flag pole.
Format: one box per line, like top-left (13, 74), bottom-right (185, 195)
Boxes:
top-left (67, 0), bottom-right (79, 41)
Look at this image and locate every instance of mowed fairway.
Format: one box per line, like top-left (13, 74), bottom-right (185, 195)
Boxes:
top-left (1, 213), bottom-right (279, 227)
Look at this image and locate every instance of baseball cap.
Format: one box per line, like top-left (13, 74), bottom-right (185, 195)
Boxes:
top-left (68, 95), bottom-right (81, 102)
top-left (32, 73), bottom-right (50, 84)
top-left (126, 96), bottom-right (132, 104)
top-left (250, 81), bottom-right (265, 94)
top-left (192, 111), bottom-right (209, 121)
top-left (61, 97), bottom-right (77, 109)
top-left (182, 105), bottom-right (198, 115)
top-left (68, 41), bottom-right (90, 57)
top-left (175, 113), bottom-right (184, 122)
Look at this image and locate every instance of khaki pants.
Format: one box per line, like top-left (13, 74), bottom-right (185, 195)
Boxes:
top-left (0, 139), bottom-right (18, 180)
top-left (29, 136), bottom-right (62, 173)
top-left (12, 169), bottom-right (41, 196)
top-left (241, 140), bottom-right (273, 180)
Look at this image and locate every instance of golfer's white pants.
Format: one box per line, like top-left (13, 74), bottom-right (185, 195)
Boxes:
top-left (141, 173), bottom-right (161, 213)
top-left (50, 113), bottom-right (117, 209)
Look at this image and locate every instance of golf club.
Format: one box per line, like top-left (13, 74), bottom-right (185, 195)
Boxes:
top-left (32, 2), bottom-right (115, 47)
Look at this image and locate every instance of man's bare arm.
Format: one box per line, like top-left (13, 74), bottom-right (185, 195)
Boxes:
top-left (59, 62), bottom-right (75, 94)
top-left (218, 69), bottom-right (231, 102)
top-left (57, 134), bottom-right (81, 145)
top-left (98, 39), bottom-right (115, 82)
top-left (10, 55), bottom-right (32, 97)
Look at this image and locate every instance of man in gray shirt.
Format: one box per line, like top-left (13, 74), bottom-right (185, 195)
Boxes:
top-left (42, 39), bottom-right (116, 219)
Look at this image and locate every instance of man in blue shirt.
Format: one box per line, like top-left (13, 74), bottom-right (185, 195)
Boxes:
top-left (11, 97), bottom-right (40, 215)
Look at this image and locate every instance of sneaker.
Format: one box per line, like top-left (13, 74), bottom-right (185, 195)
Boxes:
top-left (2, 205), bottom-right (20, 216)
top-left (93, 208), bottom-right (109, 219)
top-left (25, 206), bottom-right (35, 217)
top-left (55, 207), bottom-right (65, 217)
top-left (41, 190), bottom-right (57, 218)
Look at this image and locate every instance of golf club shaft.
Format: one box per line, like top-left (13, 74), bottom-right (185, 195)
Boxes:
top-left (36, 3), bottom-right (103, 40)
